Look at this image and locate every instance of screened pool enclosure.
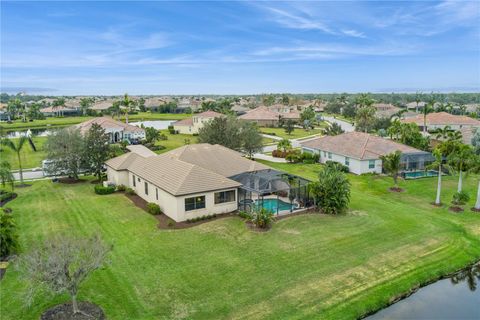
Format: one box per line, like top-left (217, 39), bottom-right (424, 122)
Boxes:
top-left (399, 152), bottom-right (435, 172)
top-left (229, 169), bottom-right (313, 215)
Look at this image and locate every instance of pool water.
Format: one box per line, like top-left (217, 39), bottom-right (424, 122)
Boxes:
top-left (404, 170), bottom-right (438, 179)
top-left (255, 199), bottom-right (295, 213)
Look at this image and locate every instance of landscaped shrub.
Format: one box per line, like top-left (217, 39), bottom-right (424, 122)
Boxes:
top-left (301, 152), bottom-right (320, 164)
top-left (94, 185), bottom-right (115, 195)
top-left (0, 191), bottom-right (15, 203)
top-left (116, 184), bottom-right (126, 192)
top-left (0, 209), bottom-right (19, 258)
top-left (452, 191), bottom-right (470, 205)
top-left (238, 211), bottom-right (252, 220)
top-left (311, 166), bottom-right (351, 214)
top-left (147, 203), bottom-right (161, 215)
top-left (186, 214), bottom-right (217, 223)
top-left (325, 161), bottom-right (349, 173)
top-left (168, 126), bottom-right (178, 134)
top-left (285, 150), bottom-right (302, 163)
top-left (250, 207), bottom-right (274, 229)
top-left (125, 188), bottom-right (136, 195)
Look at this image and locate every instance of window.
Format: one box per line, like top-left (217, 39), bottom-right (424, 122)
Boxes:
top-left (323, 151), bottom-right (327, 157)
top-left (144, 182), bottom-right (148, 195)
top-left (138, 177), bottom-right (140, 182)
top-left (132, 175), bottom-right (136, 187)
top-left (214, 190), bottom-right (236, 204)
top-left (185, 196), bottom-right (206, 211)
top-left (156, 188), bottom-right (159, 200)
top-left (345, 157), bottom-right (350, 166)
top-left (328, 152), bottom-right (332, 159)
top-left (369, 160), bottom-right (375, 169)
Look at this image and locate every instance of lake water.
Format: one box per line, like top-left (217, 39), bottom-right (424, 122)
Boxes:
top-left (367, 263), bottom-right (480, 319)
top-left (130, 120), bottom-right (175, 130)
top-left (6, 128), bottom-right (52, 138)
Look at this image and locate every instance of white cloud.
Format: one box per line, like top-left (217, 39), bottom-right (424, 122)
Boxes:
top-left (341, 29), bottom-right (366, 38)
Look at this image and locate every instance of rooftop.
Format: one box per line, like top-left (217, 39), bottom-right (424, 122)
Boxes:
top-left (401, 112), bottom-right (480, 126)
top-left (74, 116), bottom-right (145, 134)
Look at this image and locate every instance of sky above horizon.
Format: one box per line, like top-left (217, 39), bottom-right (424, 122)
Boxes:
top-left (1, 1), bottom-right (479, 95)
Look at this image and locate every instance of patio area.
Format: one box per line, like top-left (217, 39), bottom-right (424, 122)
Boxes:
top-left (229, 169), bottom-right (313, 215)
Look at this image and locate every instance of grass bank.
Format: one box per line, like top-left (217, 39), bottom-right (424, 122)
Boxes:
top-left (0, 136), bottom-right (47, 169)
top-left (0, 164), bottom-right (479, 319)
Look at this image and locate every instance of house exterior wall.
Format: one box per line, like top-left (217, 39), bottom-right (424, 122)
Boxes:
top-left (302, 147), bottom-right (382, 175)
top-left (425, 124), bottom-right (479, 131)
top-left (173, 116), bottom-right (217, 134)
top-left (108, 168), bottom-right (238, 222)
top-left (174, 124), bottom-right (193, 134)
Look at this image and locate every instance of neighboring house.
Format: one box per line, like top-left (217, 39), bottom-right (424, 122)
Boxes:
top-left (374, 103), bottom-right (402, 118)
top-left (401, 112), bottom-right (480, 131)
top-left (459, 127), bottom-right (479, 146)
top-left (90, 99), bottom-right (115, 112)
top-left (74, 116), bottom-right (145, 143)
top-left (105, 143), bottom-right (311, 222)
top-left (405, 101), bottom-right (426, 110)
top-left (238, 106), bottom-right (300, 127)
top-left (301, 132), bottom-right (432, 175)
top-left (40, 106), bottom-right (78, 117)
top-left (177, 98), bottom-right (202, 112)
top-left (173, 110), bottom-right (223, 134)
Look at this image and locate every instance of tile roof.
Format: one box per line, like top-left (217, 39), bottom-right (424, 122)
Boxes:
top-left (40, 106), bottom-right (76, 113)
top-left (238, 106), bottom-right (281, 121)
top-left (401, 112), bottom-right (480, 126)
top-left (126, 145), bottom-right (157, 158)
top-left (173, 118), bottom-right (193, 126)
top-left (73, 117), bottom-right (145, 134)
top-left (301, 132), bottom-right (424, 160)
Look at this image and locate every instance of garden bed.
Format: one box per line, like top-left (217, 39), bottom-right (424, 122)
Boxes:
top-left (0, 193), bottom-right (17, 207)
top-left (449, 206), bottom-right (464, 213)
top-left (40, 302), bottom-right (105, 320)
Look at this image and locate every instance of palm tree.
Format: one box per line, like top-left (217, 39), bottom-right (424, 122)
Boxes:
top-left (277, 138), bottom-right (292, 152)
top-left (428, 148), bottom-right (444, 205)
top-left (447, 144), bottom-right (476, 193)
top-left (435, 125), bottom-right (452, 140)
top-left (380, 151), bottom-right (402, 189)
top-left (422, 101), bottom-right (435, 134)
top-left (121, 93), bottom-right (134, 124)
top-left (388, 119), bottom-right (402, 140)
top-left (414, 91), bottom-right (422, 113)
top-left (0, 160), bottom-right (14, 191)
top-left (472, 155), bottom-right (480, 211)
top-left (1, 136), bottom-right (35, 185)
top-left (322, 122), bottom-right (344, 136)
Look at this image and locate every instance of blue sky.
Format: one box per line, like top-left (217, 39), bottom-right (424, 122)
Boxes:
top-left (1, 1), bottom-right (479, 95)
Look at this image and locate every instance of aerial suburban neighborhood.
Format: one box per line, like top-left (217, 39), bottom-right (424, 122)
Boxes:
top-left (0, 1), bottom-right (479, 320)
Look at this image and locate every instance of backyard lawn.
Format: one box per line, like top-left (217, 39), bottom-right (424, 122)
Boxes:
top-left (0, 112), bottom-right (190, 130)
top-left (0, 136), bottom-right (47, 169)
top-left (1, 162), bottom-right (479, 319)
top-left (260, 126), bottom-right (325, 139)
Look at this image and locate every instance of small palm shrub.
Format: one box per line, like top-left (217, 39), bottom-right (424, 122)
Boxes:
top-left (452, 191), bottom-right (470, 205)
top-left (116, 184), bottom-right (126, 192)
top-left (311, 166), bottom-right (351, 214)
top-left (285, 150), bottom-right (302, 163)
top-left (146, 203), bottom-right (161, 215)
top-left (250, 207), bottom-right (274, 229)
top-left (325, 161), bottom-right (349, 173)
top-left (94, 185), bottom-right (115, 195)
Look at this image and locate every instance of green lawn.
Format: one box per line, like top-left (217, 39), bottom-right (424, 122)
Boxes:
top-left (155, 130), bottom-right (199, 154)
top-left (0, 112), bottom-right (190, 131)
top-left (1, 163), bottom-right (479, 319)
top-left (0, 136), bottom-right (47, 169)
top-left (260, 127), bottom-right (325, 139)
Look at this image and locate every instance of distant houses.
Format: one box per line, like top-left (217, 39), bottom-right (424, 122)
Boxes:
top-left (301, 132), bottom-right (432, 175)
top-left (173, 110), bottom-right (223, 134)
top-left (401, 112), bottom-right (480, 131)
top-left (74, 117), bottom-right (145, 143)
top-left (238, 105), bottom-right (300, 127)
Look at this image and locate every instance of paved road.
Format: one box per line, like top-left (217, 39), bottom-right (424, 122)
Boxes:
top-left (13, 169), bottom-right (45, 181)
top-left (323, 116), bottom-right (355, 132)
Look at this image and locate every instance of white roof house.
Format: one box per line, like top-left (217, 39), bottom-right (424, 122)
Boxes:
top-left (301, 132), bottom-right (431, 175)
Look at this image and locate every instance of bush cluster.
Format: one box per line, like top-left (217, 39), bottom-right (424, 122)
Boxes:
top-left (125, 188), bottom-right (136, 195)
top-left (167, 126), bottom-right (179, 134)
top-left (186, 214), bottom-right (217, 223)
top-left (325, 161), bottom-right (349, 173)
top-left (262, 132), bottom-right (277, 136)
top-left (0, 191), bottom-right (15, 203)
top-left (94, 185), bottom-right (116, 195)
top-left (452, 191), bottom-right (470, 205)
top-left (146, 203), bottom-right (161, 215)
top-left (0, 208), bottom-right (19, 258)
top-left (285, 151), bottom-right (320, 164)
top-left (116, 184), bottom-right (126, 192)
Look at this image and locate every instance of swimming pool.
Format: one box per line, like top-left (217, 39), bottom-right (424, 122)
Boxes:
top-left (255, 199), bottom-right (295, 213)
top-left (404, 170), bottom-right (438, 179)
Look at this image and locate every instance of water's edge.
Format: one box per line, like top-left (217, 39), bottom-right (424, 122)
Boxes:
top-left (358, 259), bottom-right (480, 319)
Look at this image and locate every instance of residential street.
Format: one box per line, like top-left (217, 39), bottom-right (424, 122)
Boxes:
top-left (323, 116), bottom-right (355, 132)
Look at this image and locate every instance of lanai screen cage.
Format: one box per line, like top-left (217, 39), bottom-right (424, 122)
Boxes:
top-left (229, 169), bottom-right (313, 215)
top-left (400, 152), bottom-right (435, 171)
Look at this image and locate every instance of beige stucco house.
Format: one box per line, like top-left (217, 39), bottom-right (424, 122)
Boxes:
top-left (74, 116), bottom-right (145, 143)
top-left (105, 143), bottom-right (274, 222)
top-left (301, 132), bottom-right (432, 175)
top-left (173, 110), bottom-right (223, 134)
top-left (401, 112), bottom-right (480, 131)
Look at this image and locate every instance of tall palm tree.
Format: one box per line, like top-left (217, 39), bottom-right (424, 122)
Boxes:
top-left (422, 101), bottom-right (434, 134)
top-left (1, 136), bottom-right (35, 185)
top-left (414, 91), bottom-right (422, 113)
top-left (387, 119), bottom-right (402, 140)
top-left (0, 160), bottom-right (14, 191)
top-left (121, 93), bottom-right (135, 124)
top-left (472, 155), bottom-right (480, 211)
top-left (447, 144), bottom-right (476, 193)
top-left (428, 148), bottom-right (444, 205)
top-left (380, 151), bottom-right (402, 189)
top-left (435, 126), bottom-right (452, 140)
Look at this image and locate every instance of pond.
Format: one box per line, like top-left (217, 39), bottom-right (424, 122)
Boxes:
top-left (6, 128), bottom-right (53, 138)
top-left (130, 120), bottom-right (175, 130)
top-left (367, 263), bottom-right (480, 319)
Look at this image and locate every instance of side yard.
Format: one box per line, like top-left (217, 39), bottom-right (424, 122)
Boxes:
top-left (0, 164), bottom-right (479, 319)
top-left (0, 136), bottom-right (47, 169)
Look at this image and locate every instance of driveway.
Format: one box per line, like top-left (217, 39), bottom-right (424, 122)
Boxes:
top-left (323, 116), bottom-right (355, 132)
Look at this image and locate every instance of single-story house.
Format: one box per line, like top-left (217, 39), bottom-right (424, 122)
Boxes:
top-left (40, 106), bottom-right (79, 117)
top-left (301, 132), bottom-right (433, 175)
top-left (374, 103), bottom-right (402, 118)
top-left (238, 106), bottom-right (300, 127)
top-left (173, 110), bottom-right (223, 134)
top-left (106, 143), bottom-right (312, 222)
top-left (401, 112), bottom-right (480, 131)
top-left (89, 99), bottom-right (114, 112)
top-left (74, 116), bottom-right (145, 143)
